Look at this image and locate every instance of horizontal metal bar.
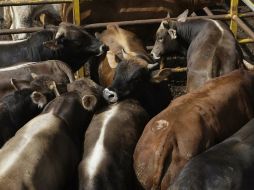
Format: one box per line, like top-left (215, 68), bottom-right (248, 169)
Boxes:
top-left (233, 15), bottom-right (254, 40)
top-left (0, 0), bottom-right (72, 6)
top-left (241, 0), bottom-right (254, 12)
top-left (0, 12), bottom-right (254, 36)
top-left (0, 27), bottom-right (44, 35)
top-left (171, 67), bottom-right (187, 73)
top-left (238, 38), bottom-right (254, 43)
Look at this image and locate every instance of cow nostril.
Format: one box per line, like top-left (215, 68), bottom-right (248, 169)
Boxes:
top-left (108, 93), bottom-right (115, 99)
top-left (103, 88), bottom-right (118, 103)
top-left (101, 44), bottom-right (109, 52)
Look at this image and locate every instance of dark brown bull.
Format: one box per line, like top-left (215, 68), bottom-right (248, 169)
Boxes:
top-left (151, 10), bottom-right (244, 92)
top-left (0, 78), bottom-right (102, 190)
top-left (0, 60), bottom-right (73, 99)
top-left (134, 69), bottom-right (254, 190)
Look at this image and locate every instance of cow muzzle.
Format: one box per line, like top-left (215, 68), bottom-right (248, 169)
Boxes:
top-left (151, 51), bottom-right (161, 60)
top-left (103, 88), bottom-right (118, 103)
top-left (97, 44), bottom-right (109, 56)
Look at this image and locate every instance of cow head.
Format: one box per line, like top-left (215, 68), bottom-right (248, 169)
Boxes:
top-left (44, 22), bottom-right (108, 57)
top-left (67, 77), bottom-right (105, 111)
top-left (151, 9), bottom-right (189, 60)
top-left (103, 49), bottom-right (172, 103)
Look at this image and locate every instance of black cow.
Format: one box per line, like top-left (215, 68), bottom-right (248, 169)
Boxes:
top-left (0, 78), bottom-right (102, 190)
top-left (170, 118), bottom-right (254, 190)
top-left (0, 22), bottom-right (107, 71)
top-left (0, 87), bottom-right (55, 147)
top-left (79, 99), bottom-right (149, 190)
top-left (151, 10), bottom-right (244, 92)
top-left (0, 60), bottom-right (73, 99)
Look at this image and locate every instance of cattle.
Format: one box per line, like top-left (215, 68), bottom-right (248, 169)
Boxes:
top-left (94, 25), bottom-right (171, 116)
top-left (0, 78), bottom-right (102, 190)
top-left (0, 60), bottom-right (73, 99)
top-left (151, 10), bottom-right (245, 92)
top-left (170, 118), bottom-right (254, 190)
top-left (0, 84), bottom-right (56, 147)
top-left (0, 22), bottom-right (107, 71)
top-left (4, 4), bottom-right (62, 40)
top-left (79, 99), bottom-right (149, 190)
top-left (134, 69), bottom-right (254, 190)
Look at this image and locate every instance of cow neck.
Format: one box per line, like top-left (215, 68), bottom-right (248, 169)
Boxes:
top-left (28, 30), bottom-right (57, 61)
top-left (42, 92), bottom-right (92, 138)
top-left (176, 19), bottom-right (207, 45)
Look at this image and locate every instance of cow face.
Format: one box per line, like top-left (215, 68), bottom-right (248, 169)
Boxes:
top-left (151, 9), bottom-right (188, 60)
top-left (67, 78), bottom-right (105, 111)
top-left (103, 50), bottom-right (171, 103)
top-left (44, 22), bottom-right (108, 57)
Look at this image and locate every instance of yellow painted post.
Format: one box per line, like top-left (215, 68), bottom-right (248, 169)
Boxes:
top-left (73, 0), bottom-right (84, 78)
top-left (230, 0), bottom-right (239, 37)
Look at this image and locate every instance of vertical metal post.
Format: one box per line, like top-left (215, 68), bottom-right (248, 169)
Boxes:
top-left (73, 0), bottom-right (84, 78)
top-left (230, 0), bottom-right (239, 37)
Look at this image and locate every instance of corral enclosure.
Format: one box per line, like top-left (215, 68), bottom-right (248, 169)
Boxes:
top-left (0, 0), bottom-right (253, 190)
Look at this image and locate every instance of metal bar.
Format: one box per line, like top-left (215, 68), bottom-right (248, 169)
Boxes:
top-left (230, 0), bottom-right (239, 37)
top-left (233, 15), bottom-right (254, 40)
top-left (241, 0), bottom-right (254, 12)
top-left (0, 27), bottom-right (44, 35)
top-left (73, 0), bottom-right (80, 25)
top-left (203, 7), bottom-right (214, 16)
top-left (171, 67), bottom-right (187, 73)
top-left (84, 14), bottom-right (232, 29)
top-left (0, 0), bottom-right (72, 6)
top-left (238, 38), bottom-right (254, 43)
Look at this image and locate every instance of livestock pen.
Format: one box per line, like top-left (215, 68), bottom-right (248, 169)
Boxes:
top-left (0, 0), bottom-right (254, 190)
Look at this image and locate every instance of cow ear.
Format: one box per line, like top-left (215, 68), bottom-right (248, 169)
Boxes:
top-left (161, 21), bottom-right (169, 29)
top-left (150, 68), bottom-right (172, 83)
top-left (43, 40), bottom-right (63, 50)
top-left (177, 9), bottom-right (189, 22)
top-left (106, 51), bottom-right (120, 69)
top-left (30, 91), bottom-right (47, 109)
top-left (82, 95), bottom-right (97, 111)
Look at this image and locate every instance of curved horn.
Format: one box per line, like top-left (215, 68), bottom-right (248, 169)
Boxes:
top-left (147, 62), bottom-right (160, 71)
top-left (49, 81), bottom-right (60, 96)
top-left (10, 78), bottom-right (19, 90)
top-left (243, 59), bottom-right (254, 70)
top-left (31, 73), bottom-right (38, 80)
top-left (55, 28), bottom-right (65, 40)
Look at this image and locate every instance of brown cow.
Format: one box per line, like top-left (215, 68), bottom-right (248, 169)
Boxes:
top-left (134, 69), bottom-right (254, 190)
top-left (151, 10), bottom-right (244, 92)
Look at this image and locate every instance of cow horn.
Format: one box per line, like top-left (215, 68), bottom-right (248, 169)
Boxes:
top-left (55, 29), bottom-right (65, 40)
top-left (166, 11), bottom-right (170, 18)
top-left (49, 81), bottom-right (60, 96)
top-left (31, 73), bottom-right (38, 80)
top-left (10, 78), bottom-right (19, 90)
top-left (147, 62), bottom-right (160, 70)
top-left (243, 59), bottom-right (254, 70)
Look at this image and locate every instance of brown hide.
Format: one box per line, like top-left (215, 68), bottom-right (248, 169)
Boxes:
top-left (134, 69), bottom-right (254, 190)
top-left (98, 25), bottom-right (151, 87)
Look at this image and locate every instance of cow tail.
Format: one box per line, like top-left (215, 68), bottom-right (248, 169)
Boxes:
top-left (56, 61), bottom-right (75, 82)
top-left (243, 59), bottom-right (254, 71)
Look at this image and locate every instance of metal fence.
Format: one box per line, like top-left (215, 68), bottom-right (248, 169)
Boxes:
top-left (0, 0), bottom-right (253, 75)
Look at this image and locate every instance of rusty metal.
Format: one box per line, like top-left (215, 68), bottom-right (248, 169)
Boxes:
top-left (0, 0), bottom-right (72, 6)
top-left (233, 15), bottom-right (254, 40)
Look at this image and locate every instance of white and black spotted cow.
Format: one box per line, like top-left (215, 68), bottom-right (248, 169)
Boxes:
top-left (151, 10), bottom-right (246, 92)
